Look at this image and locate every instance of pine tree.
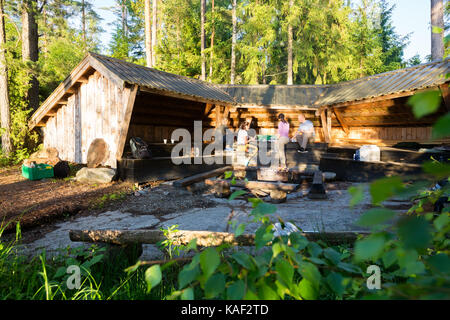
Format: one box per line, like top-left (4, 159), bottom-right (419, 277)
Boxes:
top-left (376, 0), bottom-right (408, 72)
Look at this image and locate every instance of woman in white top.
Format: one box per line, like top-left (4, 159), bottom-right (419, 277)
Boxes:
top-left (236, 122), bottom-right (257, 165)
top-left (237, 122), bottom-right (249, 147)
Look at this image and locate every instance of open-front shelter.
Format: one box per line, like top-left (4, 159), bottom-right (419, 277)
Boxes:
top-left (29, 53), bottom-right (449, 174)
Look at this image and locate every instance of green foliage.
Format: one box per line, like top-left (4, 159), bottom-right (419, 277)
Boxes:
top-left (408, 90), bottom-right (443, 119)
top-left (101, 0), bottom-right (411, 85)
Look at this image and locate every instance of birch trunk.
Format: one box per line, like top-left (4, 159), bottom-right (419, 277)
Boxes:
top-left (81, 0), bottom-right (86, 49)
top-left (231, 0), bottom-right (237, 84)
top-left (144, 0), bottom-right (152, 67)
top-left (431, 0), bottom-right (444, 61)
top-left (287, 0), bottom-right (293, 85)
top-left (209, 0), bottom-right (215, 82)
top-left (151, 0), bottom-right (157, 66)
top-left (200, 0), bottom-right (206, 81)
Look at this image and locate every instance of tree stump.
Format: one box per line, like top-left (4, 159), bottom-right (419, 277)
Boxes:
top-left (270, 190), bottom-right (287, 203)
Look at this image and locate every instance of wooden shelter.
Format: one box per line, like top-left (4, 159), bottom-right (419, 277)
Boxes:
top-left (29, 53), bottom-right (449, 172)
top-left (219, 58), bottom-right (449, 146)
top-left (29, 52), bottom-right (234, 168)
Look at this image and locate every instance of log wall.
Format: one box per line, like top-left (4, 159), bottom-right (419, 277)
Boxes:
top-left (210, 96), bottom-right (449, 146)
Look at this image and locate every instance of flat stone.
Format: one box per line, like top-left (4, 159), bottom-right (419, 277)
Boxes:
top-left (75, 167), bottom-right (116, 184)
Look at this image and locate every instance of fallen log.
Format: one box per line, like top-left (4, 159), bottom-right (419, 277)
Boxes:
top-left (70, 229), bottom-right (255, 247)
top-left (173, 166), bottom-right (233, 188)
top-left (204, 178), bottom-right (299, 192)
top-left (69, 229), bottom-right (370, 246)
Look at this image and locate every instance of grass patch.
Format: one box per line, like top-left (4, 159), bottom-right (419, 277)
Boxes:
top-left (0, 222), bottom-right (181, 300)
top-left (90, 191), bottom-right (128, 210)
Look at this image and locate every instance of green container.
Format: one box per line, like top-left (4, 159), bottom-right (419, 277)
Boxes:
top-left (257, 135), bottom-right (272, 141)
top-left (22, 164), bottom-right (54, 180)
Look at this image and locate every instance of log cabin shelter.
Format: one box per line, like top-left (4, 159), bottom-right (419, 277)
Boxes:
top-left (29, 52), bottom-right (449, 170)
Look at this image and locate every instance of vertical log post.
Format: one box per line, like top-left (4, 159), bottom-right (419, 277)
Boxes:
top-left (320, 108), bottom-right (331, 143)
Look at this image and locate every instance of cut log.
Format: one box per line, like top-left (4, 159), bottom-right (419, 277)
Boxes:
top-left (308, 170), bottom-right (327, 199)
top-left (69, 229), bottom-right (370, 246)
top-left (213, 180), bottom-right (231, 198)
top-left (173, 166), bottom-right (232, 188)
top-left (269, 190), bottom-right (287, 203)
top-left (87, 138), bottom-right (109, 168)
top-left (205, 178), bottom-right (299, 192)
top-left (257, 167), bottom-right (289, 182)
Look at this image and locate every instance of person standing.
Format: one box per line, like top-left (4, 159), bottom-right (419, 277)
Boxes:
top-left (295, 113), bottom-right (315, 153)
top-left (276, 113), bottom-right (290, 169)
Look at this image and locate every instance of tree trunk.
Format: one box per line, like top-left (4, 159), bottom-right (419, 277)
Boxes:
top-left (0, 0), bottom-right (12, 156)
top-left (200, 0), bottom-right (206, 81)
top-left (21, 0), bottom-right (39, 112)
top-left (209, 0), bottom-right (215, 82)
top-left (431, 0), bottom-right (444, 61)
top-left (121, 0), bottom-right (128, 38)
top-left (144, 0), bottom-right (152, 67)
top-left (151, 0), bottom-right (157, 66)
top-left (81, 0), bottom-right (86, 50)
top-left (42, 5), bottom-right (48, 57)
top-left (231, 0), bottom-right (237, 84)
top-left (287, 0), bottom-right (293, 85)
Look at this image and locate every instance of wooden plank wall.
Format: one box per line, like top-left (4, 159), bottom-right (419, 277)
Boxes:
top-left (42, 71), bottom-right (130, 168)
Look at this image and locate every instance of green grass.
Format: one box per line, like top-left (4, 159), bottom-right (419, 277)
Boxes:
top-left (90, 191), bottom-right (128, 210)
top-left (0, 222), bottom-right (181, 300)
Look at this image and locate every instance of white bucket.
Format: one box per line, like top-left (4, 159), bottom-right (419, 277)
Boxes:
top-left (359, 145), bottom-right (381, 162)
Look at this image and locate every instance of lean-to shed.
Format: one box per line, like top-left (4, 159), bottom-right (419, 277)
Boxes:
top-left (29, 52), bottom-right (235, 168)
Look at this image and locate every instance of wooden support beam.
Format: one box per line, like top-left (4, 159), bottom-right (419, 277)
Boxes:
top-left (223, 105), bottom-right (231, 120)
top-left (333, 108), bottom-right (349, 134)
top-left (440, 83), bottom-right (449, 111)
top-left (69, 229), bottom-right (371, 246)
top-left (204, 103), bottom-right (214, 117)
top-left (320, 108), bottom-right (331, 143)
top-left (77, 76), bottom-right (89, 84)
top-left (326, 108), bottom-right (332, 143)
top-left (215, 104), bottom-right (222, 129)
top-left (116, 85), bottom-right (139, 160)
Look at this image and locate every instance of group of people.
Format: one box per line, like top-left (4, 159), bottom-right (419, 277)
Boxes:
top-left (276, 112), bottom-right (315, 168)
top-left (233, 112), bottom-right (315, 169)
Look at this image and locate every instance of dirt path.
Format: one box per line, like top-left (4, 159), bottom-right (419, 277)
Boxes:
top-left (0, 165), bottom-right (134, 233)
